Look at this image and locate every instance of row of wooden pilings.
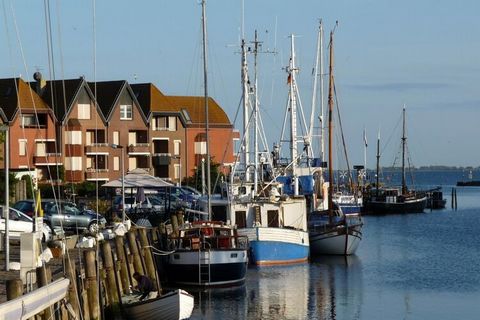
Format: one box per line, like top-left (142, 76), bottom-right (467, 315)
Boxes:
top-left (5, 212), bottom-right (186, 320)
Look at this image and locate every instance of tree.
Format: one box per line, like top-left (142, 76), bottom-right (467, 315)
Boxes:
top-left (184, 160), bottom-right (225, 194)
top-left (0, 172), bottom-right (18, 205)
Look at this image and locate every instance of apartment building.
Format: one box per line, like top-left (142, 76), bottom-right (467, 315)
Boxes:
top-left (131, 83), bottom-right (189, 184)
top-left (89, 81), bottom-right (149, 180)
top-left (0, 77), bottom-right (58, 183)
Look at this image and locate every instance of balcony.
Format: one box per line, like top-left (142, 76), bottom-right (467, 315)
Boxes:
top-left (85, 144), bottom-right (111, 154)
top-left (128, 143), bottom-right (150, 154)
top-left (85, 168), bottom-right (110, 180)
top-left (33, 153), bottom-right (62, 165)
top-left (152, 153), bottom-right (171, 166)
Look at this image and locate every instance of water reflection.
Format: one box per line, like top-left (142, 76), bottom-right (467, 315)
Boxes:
top-left (309, 255), bottom-right (363, 320)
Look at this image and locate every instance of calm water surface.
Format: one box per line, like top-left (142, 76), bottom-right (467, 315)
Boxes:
top-left (190, 181), bottom-right (480, 319)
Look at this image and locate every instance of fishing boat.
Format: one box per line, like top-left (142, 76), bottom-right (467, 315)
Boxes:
top-left (166, 219), bottom-right (248, 286)
top-left (218, 31), bottom-right (310, 266)
top-left (309, 29), bottom-right (363, 256)
top-left (165, 0), bottom-right (248, 285)
top-left (122, 289), bottom-right (194, 320)
top-left (363, 108), bottom-right (427, 214)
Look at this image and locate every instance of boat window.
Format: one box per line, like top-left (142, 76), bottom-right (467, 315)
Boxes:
top-left (267, 210), bottom-right (279, 228)
top-left (235, 211), bottom-right (246, 228)
top-left (254, 206), bottom-right (261, 225)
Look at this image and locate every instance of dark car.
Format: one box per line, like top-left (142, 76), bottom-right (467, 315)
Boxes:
top-left (157, 186), bottom-right (200, 204)
top-left (13, 199), bottom-right (106, 234)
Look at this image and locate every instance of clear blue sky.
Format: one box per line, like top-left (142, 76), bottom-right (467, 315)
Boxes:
top-left (1, 0), bottom-right (479, 168)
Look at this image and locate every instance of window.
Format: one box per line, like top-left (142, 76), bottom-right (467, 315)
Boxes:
top-left (153, 116), bottom-right (176, 131)
top-left (19, 139), bottom-right (27, 156)
top-left (65, 131), bottom-right (82, 144)
top-left (174, 164), bottom-right (180, 179)
top-left (194, 141), bottom-right (206, 155)
top-left (120, 104), bottom-right (133, 120)
top-left (21, 114), bottom-right (47, 127)
top-left (36, 142), bottom-right (46, 156)
top-left (128, 131), bottom-right (136, 146)
top-left (235, 211), bottom-right (246, 228)
top-left (77, 103), bottom-right (90, 119)
top-left (113, 157), bottom-right (119, 171)
top-left (113, 131), bottom-right (119, 145)
top-left (174, 140), bottom-right (181, 156)
top-left (129, 156), bottom-right (137, 171)
top-left (168, 117), bottom-right (176, 131)
top-left (64, 157), bottom-right (82, 170)
top-left (267, 210), bottom-right (279, 228)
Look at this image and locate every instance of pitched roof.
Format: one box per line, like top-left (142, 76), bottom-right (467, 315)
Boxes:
top-left (37, 78), bottom-right (85, 122)
top-left (87, 80), bottom-right (125, 120)
top-left (0, 78), bottom-right (51, 122)
top-left (130, 83), bottom-right (177, 116)
top-left (88, 81), bottom-right (147, 123)
top-left (165, 95), bottom-right (232, 126)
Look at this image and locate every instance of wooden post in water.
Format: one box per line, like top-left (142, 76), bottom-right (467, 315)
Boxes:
top-left (127, 228), bottom-right (144, 274)
top-left (36, 265), bottom-right (53, 320)
top-left (177, 210), bottom-right (185, 226)
top-left (65, 254), bottom-right (80, 319)
top-left (454, 188), bottom-right (458, 210)
top-left (101, 240), bottom-right (120, 306)
top-left (171, 213), bottom-right (179, 238)
top-left (451, 188), bottom-right (454, 209)
top-left (6, 278), bottom-right (23, 300)
top-left (138, 228), bottom-right (160, 293)
top-left (115, 235), bottom-right (130, 294)
top-left (84, 249), bottom-right (100, 320)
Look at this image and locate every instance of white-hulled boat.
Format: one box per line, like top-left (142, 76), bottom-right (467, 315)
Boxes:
top-left (122, 289), bottom-right (194, 320)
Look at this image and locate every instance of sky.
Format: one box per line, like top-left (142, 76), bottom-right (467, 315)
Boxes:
top-left (1, 0), bottom-right (479, 168)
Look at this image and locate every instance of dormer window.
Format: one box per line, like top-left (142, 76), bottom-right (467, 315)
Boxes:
top-left (120, 104), bottom-right (133, 120)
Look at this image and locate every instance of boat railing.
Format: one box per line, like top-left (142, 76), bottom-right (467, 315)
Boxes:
top-left (168, 235), bottom-right (249, 251)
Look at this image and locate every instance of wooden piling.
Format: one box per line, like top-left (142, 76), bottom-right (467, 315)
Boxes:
top-left (138, 228), bottom-right (160, 293)
top-left (115, 235), bottom-right (130, 294)
top-left (127, 228), bottom-right (144, 274)
top-left (84, 249), bottom-right (100, 320)
top-left (177, 210), bottom-right (185, 226)
top-left (101, 240), bottom-right (119, 305)
top-left (36, 265), bottom-right (53, 320)
top-left (171, 214), bottom-right (179, 238)
top-left (65, 254), bottom-right (80, 320)
top-left (6, 278), bottom-right (23, 300)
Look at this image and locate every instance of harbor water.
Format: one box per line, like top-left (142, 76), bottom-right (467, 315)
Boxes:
top-left (190, 171), bottom-right (480, 319)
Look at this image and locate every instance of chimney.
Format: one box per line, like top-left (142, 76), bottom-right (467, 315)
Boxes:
top-left (33, 72), bottom-right (46, 95)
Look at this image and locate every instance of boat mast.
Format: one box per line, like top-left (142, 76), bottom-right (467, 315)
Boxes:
top-left (309, 20), bottom-right (322, 159)
top-left (201, 0), bottom-right (211, 215)
top-left (253, 31), bottom-right (261, 195)
top-left (288, 34), bottom-right (299, 195)
top-left (376, 129), bottom-right (380, 197)
top-left (401, 106), bottom-right (407, 195)
top-left (327, 31), bottom-right (334, 221)
top-left (241, 38), bottom-right (250, 181)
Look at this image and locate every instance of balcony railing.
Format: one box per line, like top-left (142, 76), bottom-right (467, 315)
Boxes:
top-left (85, 143), bottom-right (110, 154)
top-left (128, 143), bottom-right (150, 153)
top-left (85, 168), bottom-right (110, 180)
top-left (152, 153), bottom-right (171, 165)
top-left (33, 153), bottom-right (62, 165)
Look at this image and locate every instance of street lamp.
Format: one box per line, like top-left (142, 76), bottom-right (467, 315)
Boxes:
top-left (1, 124), bottom-right (10, 271)
top-left (110, 144), bottom-right (125, 224)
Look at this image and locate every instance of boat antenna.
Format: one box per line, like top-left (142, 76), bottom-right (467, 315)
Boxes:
top-left (201, 0), bottom-right (211, 216)
top-left (376, 128), bottom-right (381, 196)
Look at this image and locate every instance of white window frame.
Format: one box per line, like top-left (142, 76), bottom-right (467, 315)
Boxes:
top-left (120, 104), bottom-right (133, 120)
top-left (19, 139), bottom-right (27, 156)
top-left (113, 157), bottom-right (120, 171)
top-left (194, 141), bottom-right (206, 155)
top-left (173, 140), bottom-right (181, 156)
top-left (113, 131), bottom-right (120, 145)
top-left (77, 103), bottom-right (91, 120)
top-left (174, 164), bottom-right (181, 179)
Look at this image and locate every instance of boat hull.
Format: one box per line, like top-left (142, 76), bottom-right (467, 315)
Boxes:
top-left (364, 197), bottom-right (427, 214)
top-left (167, 249), bottom-right (247, 286)
top-left (309, 224), bottom-right (362, 255)
top-left (239, 227), bottom-right (309, 266)
top-left (123, 289), bottom-right (194, 320)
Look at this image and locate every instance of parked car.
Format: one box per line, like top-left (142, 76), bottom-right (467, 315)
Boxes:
top-left (13, 199), bottom-right (106, 234)
top-left (1, 207), bottom-right (52, 242)
top-left (113, 195), bottom-right (165, 214)
top-left (157, 186), bottom-right (200, 203)
top-left (181, 186), bottom-right (202, 198)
